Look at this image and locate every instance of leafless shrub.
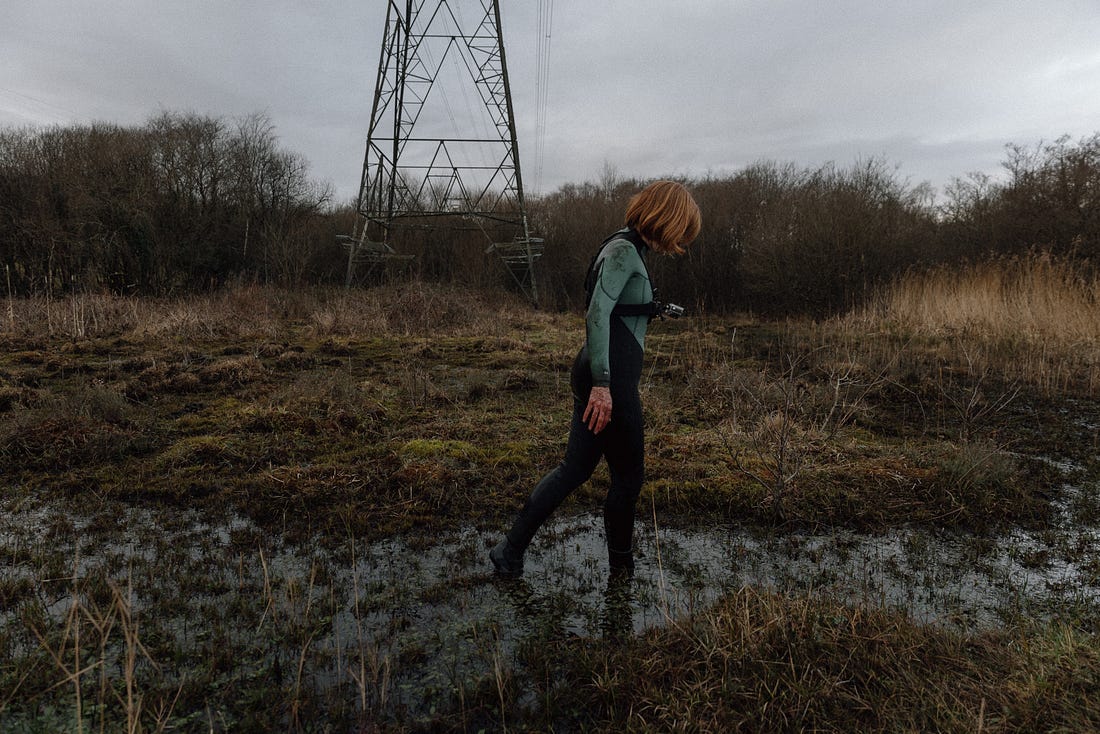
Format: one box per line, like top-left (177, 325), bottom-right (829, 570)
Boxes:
top-left (933, 345), bottom-right (1021, 443)
top-left (719, 354), bottom-right (811, 519)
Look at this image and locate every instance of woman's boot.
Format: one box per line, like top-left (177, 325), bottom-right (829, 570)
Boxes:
top-left (604, 502), bottom-right (636, 577)
top-left (608, 545), bottom-right (635, 577)
top-left (489, 495), bottom-right (543, 577)
top-left (489, 537), bottom-right (525, 576)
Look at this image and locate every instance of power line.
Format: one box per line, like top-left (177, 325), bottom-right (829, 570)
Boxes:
top-left (0, 86), bottom-right (80, 123)
top-left (533, 0), bottom-right (554, 195)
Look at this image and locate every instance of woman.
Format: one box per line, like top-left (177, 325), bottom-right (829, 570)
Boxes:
top-left (491, 180), bottom-right (702, 577)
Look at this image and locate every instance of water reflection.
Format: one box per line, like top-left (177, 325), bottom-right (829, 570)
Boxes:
top-left (1, 492), bottom-right (1097, 719)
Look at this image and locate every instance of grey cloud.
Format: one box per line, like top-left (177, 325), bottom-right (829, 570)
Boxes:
top-left (2, 1), bottom-right (1099, 200)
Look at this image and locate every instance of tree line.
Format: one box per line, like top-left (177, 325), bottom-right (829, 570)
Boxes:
top-left (2, 112), bottom-right (1097, 315)
top-left (0, 112), bottom-right (338, 295)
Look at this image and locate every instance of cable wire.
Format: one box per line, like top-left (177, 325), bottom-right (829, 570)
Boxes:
top-left (533, 0), bottom-right (554, 195)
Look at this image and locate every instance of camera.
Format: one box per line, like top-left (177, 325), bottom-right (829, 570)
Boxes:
top-left (658, 301), bottom-right (685, 319)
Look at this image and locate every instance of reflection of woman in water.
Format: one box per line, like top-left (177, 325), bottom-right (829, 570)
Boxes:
top-left (491, 180), bottom-right (702, 577)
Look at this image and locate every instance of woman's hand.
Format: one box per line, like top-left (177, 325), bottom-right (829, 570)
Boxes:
top-left (583, 386), bottom-right (612, 434)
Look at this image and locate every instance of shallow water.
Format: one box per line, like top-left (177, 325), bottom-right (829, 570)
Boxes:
top-left (2, 483), bottom-right (1098, 719)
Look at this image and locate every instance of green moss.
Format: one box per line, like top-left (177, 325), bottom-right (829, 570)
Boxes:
top-left (401, 438), bottom-right (477, 459)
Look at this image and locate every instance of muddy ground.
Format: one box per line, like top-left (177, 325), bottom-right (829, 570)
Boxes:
top-left (1, 306), bottom-right (1098, 731)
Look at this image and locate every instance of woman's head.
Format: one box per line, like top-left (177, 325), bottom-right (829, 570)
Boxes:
top-left (625, 180), bottom-right (702, 255)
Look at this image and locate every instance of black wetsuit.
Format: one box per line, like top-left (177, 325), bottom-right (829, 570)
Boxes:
top-left (505, 229), bottom-right (652, 568)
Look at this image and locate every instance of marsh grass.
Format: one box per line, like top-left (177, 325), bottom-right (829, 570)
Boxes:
top-left (0, 533), bottom-right (406, 732)
top-left (851, 252), bottom-right (1100, 393)
top-left (1, 272), bottom-right (1098, 730)
top-left (0, 278), bottom-right (1082, 534)
top-left (514, 586), bottom-right (1100, 733)
top-left (0, 282), bottom-right (545, 343)
top-left (2, 497), bottom-right (1097, 732)
top-left (7, 567), bottom-right (181, 733)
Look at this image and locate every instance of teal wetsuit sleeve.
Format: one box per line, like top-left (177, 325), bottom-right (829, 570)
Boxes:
top-left (585, 240), bottom-right (646, 387)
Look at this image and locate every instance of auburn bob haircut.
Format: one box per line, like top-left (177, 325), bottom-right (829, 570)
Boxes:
top-left (625, 180), bottom-right (702, 255)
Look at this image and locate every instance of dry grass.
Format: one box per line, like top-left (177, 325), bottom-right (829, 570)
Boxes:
top-left (849, 253), bottom-right (1100, 392)
top-left (2, 278), bottom-right (1098, 730)
top-left (858, 253), bottom-right (1100, 343)
top-left (525, 586), bottom-right (1100, 733)
top-left (0, 281), bottom-right (553, 343)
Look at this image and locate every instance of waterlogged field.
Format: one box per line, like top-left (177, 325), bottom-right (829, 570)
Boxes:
top-left (1, 284), bottom-right (1099, 732)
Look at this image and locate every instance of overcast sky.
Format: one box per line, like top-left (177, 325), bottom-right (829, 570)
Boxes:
top-left (4, 1), bottom-right (1100, 204)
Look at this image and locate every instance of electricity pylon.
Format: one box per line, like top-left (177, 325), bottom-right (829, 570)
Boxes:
top-left (348, 0), bottom-right (541, 305)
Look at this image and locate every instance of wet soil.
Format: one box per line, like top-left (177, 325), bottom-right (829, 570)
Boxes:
top-left (1, 316), bottom-right (1099, 730)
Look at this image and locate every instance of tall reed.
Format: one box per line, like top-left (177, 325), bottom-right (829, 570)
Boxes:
top-left (857, 253), bottom-right (1100, 345)
top-left (849, 253), bottom-right (1100, 392)
top-left (0, 281), bottom-right (544, 342)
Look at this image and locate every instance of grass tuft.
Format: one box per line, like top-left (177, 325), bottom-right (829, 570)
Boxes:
top-left (518, 587), bottom-right (1100, 733)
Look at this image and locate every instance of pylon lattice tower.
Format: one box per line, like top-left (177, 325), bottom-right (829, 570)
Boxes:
top-left (348, 0), bottom-right (541, 304)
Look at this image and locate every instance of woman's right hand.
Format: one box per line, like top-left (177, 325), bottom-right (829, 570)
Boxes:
top-left (583, 386), bottom-right (612, 434)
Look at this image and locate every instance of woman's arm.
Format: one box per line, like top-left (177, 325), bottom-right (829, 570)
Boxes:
top-left (583, 240), bottom-right (645, 434)
top-left (585, 240), bottom-right (644, 387)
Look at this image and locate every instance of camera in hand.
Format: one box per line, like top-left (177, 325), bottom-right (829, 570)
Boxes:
top-left (658, 301), bottom-right (685, 319)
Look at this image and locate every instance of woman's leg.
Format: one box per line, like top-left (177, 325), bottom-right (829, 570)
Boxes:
top-left (492, 398), bottom-right (603, 575)
top-left (602, 390), bottom-right (644, 573)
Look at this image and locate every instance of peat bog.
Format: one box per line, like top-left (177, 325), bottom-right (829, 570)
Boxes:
top-left (1, 284), bottom-right (1098, 731)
